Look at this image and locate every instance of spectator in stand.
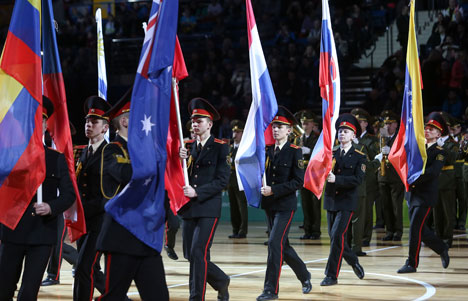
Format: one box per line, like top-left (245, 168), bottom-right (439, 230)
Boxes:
top-left (207, 0), bottom-right (223, 19)
top-left (275, 23), bottom-right (296, 45)
top-left (443, 0), bottom-right (464, 22)
top-left (443, 88), bottom-right (465, 119)
top-left (449, 49), bottom-right (466, 91)
top-left (180, 6), bottom-right (197, 33)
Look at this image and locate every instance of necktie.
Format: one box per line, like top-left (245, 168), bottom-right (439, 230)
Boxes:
top-left (88, 146), bottom-right (93, 159)
top-left (340, 149), bottom-right (345, 158)
top-left (274, 146), bottom-right (280, 159)
top-left (197, 143), bottom-right (202, 156)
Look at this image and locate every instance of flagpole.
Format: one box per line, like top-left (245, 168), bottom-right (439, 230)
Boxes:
top-left (172, 78), bottom-right (189, 186)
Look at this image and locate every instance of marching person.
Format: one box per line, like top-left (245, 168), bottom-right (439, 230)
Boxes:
top-left (96, 93), bottom-right (169, 299)
top-left (257, 106), bottom-right (311, 300)
top-left (228, 119), bottom-right (249, 239)
top-left (0, 96), bottom-right (75, 300)
top-left (321, 113), bottom-right (366, 286)
top-left (397, 112), bottom-right (450, 273)
top-left (179, 98), bottom-right (230, 301)
top-left (73, 96), bottom-right (110, 300)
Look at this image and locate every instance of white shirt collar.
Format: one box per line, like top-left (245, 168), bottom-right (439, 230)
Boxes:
top-left (89, 139), bottom-right (105, 151)
top-left (340, 143), bottom-right (352, 154)
top-left (198, 135), bottom-right (210, 148)
top-left (275, 140), bottom-right (288, 150)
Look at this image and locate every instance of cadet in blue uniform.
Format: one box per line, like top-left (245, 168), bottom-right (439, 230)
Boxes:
top-left (256, 106), bottom-right (311, 301)
top-left (0, 96), bottom-right (75, 300)
top-left (179, 98), bottom-right (230, 301)
top-left (96, 92), bottom-right (169, 299)
top-left (73, 96), bottom-right (110, 300)
top-left (321, 113), bottom-right (366, 286)
top-left (397, 112), bottom-right (450, 273)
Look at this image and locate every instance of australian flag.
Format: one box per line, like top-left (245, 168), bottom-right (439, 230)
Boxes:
top-left (104, 0), bottom-right (178, 252)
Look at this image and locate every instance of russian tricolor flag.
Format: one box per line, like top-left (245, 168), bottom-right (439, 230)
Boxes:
top-left (388, 0), bottom-right (426, 190)
top-left (304, 0), bottom-right (341, 198)
top-left (0, 0), bottom-right (45, 229)
top-left (235, 0), bottom-right (278, 208)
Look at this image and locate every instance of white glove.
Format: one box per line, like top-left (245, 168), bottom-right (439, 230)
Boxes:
top-left (327, 172), bottom-right (336, 183)
top-left (437, 138), bottom-right (444, 147)
top-left (352, 137), bottom-right (359, 144)
top-left (374, 153), bottom-right (383, 162)
top-left (382, 145), bottom-right (390, 155)
top-left (302, 146), bottom-right (311, 155)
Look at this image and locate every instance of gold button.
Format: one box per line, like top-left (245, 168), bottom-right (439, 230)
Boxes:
top-left (273, 174), bottom-right (276, 177)
top-left (273, 166), bottom-right (276, 170)
top-left (82, 193), bottom-right (86, 197)
top-left (194, 184), bottom-right (197, 188)
top-left (196, 165), bottom-right (199, 168)
top-left (83, 173), bottom-right (87, 176)
top-left (195, 175), bottom-right (198, 178)
top-left (272, 182), bottom-right (275, 185)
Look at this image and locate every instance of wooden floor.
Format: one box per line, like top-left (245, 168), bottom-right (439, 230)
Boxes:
top-left (32, 222), bottom-right (468, 300)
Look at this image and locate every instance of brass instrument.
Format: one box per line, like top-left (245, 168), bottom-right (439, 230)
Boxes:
top-left (379, 127), bottom-right (390, 177)
top-left (290, 123), bottom-right (305, 146)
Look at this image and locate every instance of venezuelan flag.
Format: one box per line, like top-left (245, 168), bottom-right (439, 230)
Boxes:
top-left (0, 0), bottom-right (45, 229)
top-left (388, 0), bottom-right (426, 191)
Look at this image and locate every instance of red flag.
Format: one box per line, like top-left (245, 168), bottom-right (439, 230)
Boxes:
top-left (165, 37), bottom-right (189, 214)
top-left (42, 0), bottom-right (86, 241)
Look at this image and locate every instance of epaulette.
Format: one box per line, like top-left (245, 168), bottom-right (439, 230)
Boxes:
top-left (74, 145), bottom-right (87, 150)
top-left (110, 141), bottom-right (123, 148)
top-left (185, 139), bottom-right (195, 145)
top-left (437, 146), bottom-right (444, 150)
top-left (290, 144), bottom-right (300, 149)
top-left (47, 147), bottom-right (62, 154)
top-left (214, 138), bottom-right (226, 144)
top-left (332, 145), bottom-right (340, 151)
top-left (354, 149), bottom-right (365, 156)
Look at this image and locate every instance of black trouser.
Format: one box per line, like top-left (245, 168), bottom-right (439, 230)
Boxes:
top-left (363, 179), bottom-right (379, 242)
top-left (46, 214), bottom-right (78, 280)
top-left (0, 243), bottom-right (51, 301)
top-left (228, 177), bottom-right (248, 236)
top-left (407, 205), bottom-right (447, 268)
top-left (165, 208), bottom-right (180, 249)
top-left (263, 210), bottom-right (309, 294)
top-left (325, 210), bottom-right (359, 279)
top-left (379, 181), bottom-right (405, 237)
top-left (96, 252), bottom-right (168, 300)
top-left (73, 230), bottom-right (105, 300)
top-left (182, 217), bottom-right (229, 301)
top-left (455, 178), bottom-right (467, 228)
top-left (300, 188), bottom-right (321, 236)
top-left (347, 194), bottom-right (366, 253)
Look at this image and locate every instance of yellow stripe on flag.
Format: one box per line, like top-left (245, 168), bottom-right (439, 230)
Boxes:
top-left (0, 68), bottom-right (24, 122)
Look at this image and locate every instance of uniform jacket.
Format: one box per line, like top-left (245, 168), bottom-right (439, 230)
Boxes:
top-left (438, 136), bottom-right (458, 189)
top-left (76, 139), bottom-right (107, 231)
top-left (0, 147), bottom-right (75, 245)
top-left (378, 134), bottom-right (402, 183)
top-left (262, 142), bottom-right (304, 212)
top-left (179, 135), bottom-right (230, 218)
top-left (324, 145), bottom-right (366, 211)
top-left (406, 143), bottom-right (445, 207)
top-left (96, 135), bottom-right (158, 256)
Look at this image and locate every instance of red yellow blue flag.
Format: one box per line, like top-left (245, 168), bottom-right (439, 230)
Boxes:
top-left (0, 0), bottom-right (45, 229)
top-left (388, 0), bottom-right (427, 191)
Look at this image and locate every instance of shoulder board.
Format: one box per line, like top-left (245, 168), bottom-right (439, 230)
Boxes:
top-left (437, 146), bottom-right (444, 150)
top-left (266, 143), bottom-right (274, 147)
top-left (290, 144), bottom-right (300, 149)
top-left (47, 147), bottom-right (62, 154)
top-left (74, 145), bottom-right (87, 150)
top-left (185, 139), bottom-right (195, 144)
top-left (332, 145), bottom-right (340, 151)
top-left (214, 138), bottom-right (226, 144)
top-left (354, 149), bottom-right (365, 156)
top-left (110, 141), bottom-right (123, 148)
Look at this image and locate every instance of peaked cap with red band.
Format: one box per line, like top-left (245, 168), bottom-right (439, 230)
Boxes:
top-left (272, 106), bottom-right (298, 126)
top-left (84, 96), bottom-right (111, 120)
top-left (104, 88), bottom-right (132, 120)
top-left (335, 113), bottom-right (361, 137)
top-left (426, 112), bottom-right (448, 136)
top-left (188, 97), bottom-right (220, 121)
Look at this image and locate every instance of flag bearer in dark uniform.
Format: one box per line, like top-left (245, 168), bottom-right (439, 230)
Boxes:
top-left (453, 120), bottom-right (467, 231)
top-left (73, 96), bottom-right (110, 300)
top-left (179, 98), bottom-right (230, 301)
top-left (0, 96), bottom-right (75, 300)
top-left (433, 112), bottom-right (458, 247)
top-left (378, 110), bottom-right (405, 241)
top-left (320, 113), bottom-right (366, 286)
top-left (295, 110), bottom-right (321, 240)
top-left (256, 106), bottom-right (311, 301)
top-left (351, 108), bottom-right (380, 247)
top-left (96, 94), bottom-right (169, 299)
top-left (227, 119), bottom-right (248, 239)
top-left (397, 112), bottom-right (450, 273)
